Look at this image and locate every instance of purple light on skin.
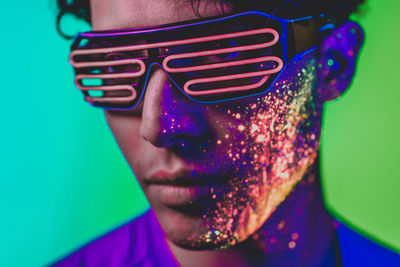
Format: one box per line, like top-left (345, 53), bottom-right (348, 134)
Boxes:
top-left (180, 50), bottom-right (322, 249)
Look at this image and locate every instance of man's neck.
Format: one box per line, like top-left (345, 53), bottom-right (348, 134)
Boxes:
top-left (167, 160), bottom-right (339, 267)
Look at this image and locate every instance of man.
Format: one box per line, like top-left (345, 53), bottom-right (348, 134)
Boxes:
top-left (53, 0), bottom-right (400, 266)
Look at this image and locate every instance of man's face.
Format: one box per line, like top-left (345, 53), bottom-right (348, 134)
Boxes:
top-left (91, 0), bottom-right (321, 249)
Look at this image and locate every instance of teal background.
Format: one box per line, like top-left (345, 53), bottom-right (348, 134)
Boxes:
top-left (0, 1), bottom-right (399, 266)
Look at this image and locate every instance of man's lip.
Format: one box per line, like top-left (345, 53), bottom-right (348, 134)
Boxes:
top-left (145, 169), bottom-right (229, 186)
top-left (148, 183), bottom-right (219, 208)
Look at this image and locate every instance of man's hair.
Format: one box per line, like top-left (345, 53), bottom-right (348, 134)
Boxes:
top-left (56, 0), bottom-right (366, 38)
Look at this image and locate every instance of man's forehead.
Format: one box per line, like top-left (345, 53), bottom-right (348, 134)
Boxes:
top-left (90, 0), bottom-right (233, 31)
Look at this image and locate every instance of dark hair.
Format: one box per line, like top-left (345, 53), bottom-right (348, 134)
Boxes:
top-left (56, 0), bottom-right (365, 39)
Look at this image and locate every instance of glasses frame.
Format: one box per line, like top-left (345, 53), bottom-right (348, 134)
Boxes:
top-left (69, 11), bottom-right (325, 110)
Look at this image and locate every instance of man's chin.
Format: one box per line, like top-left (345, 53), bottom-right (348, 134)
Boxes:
top-left (166, 233), bottom-right (238, 251)
top-left (155, 207), bottom-right (240, 250)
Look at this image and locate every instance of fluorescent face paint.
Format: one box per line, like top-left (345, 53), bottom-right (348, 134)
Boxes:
top-left (180, 50), bottom-right (321, 249)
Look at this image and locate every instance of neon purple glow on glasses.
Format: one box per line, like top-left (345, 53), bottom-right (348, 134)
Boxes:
top-left (69, 11), bottom-right (323, 109)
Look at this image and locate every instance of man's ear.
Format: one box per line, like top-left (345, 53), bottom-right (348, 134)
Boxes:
top-left (317, 21), bottom-right (364, 102)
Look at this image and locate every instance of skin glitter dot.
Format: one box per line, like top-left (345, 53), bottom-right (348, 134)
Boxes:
top-left (277, 221), bottom-right (286, 231)
top-left (347, 50), bottom-right (354, 57)
top-left (256, 134), bottom-right (266, 143)
top-left (292, 233), bottom-right (299, 240)
top-left (288, 241), bottom-right (296, 249)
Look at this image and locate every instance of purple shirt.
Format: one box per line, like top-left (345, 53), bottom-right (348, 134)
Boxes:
top-left (52, 210), bottom-right (400, 267)
top-left (53, 210), bottom-right (178, 267)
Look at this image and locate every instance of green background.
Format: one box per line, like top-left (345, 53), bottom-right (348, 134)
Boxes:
top-left (0, 1), bottom-right (399, 266)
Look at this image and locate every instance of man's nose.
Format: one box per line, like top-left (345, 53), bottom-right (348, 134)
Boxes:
top-left (139, 64), bottom-right (209, 152)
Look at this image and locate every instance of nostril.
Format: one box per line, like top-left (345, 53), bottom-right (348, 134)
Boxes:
top-left (166, 128), bottom-right (214, 158)
top-left (168, 137), bottom-right (199, 157)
